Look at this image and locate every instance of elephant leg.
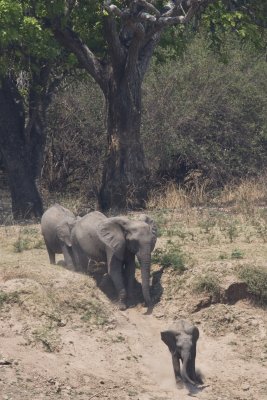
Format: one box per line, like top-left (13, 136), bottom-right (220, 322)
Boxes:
top-left (72, 244), bottom-right (88, 272)
top-left (187, 345), bottom-right (199, 383)
top-left (107, 253), bottom-right (127, 310)
top-left (124, 253), bottom-right (136, 306)
top-left (172, 354), bottom-right (182, 383)
top-left (46, 244), bottom-right (55, 265)
top-left (62, 245), bottom-right (74, 268)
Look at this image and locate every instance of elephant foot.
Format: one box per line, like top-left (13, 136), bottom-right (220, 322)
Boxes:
top-left (127, 296), bottom-right (136, 308)
top-left (118, 301), bottom-right (127, 311)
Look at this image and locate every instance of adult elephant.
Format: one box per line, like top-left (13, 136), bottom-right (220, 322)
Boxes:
top-left (41, 204), bottom-right (78, 267)
top-left (161, 320), bottom-right (202, 386)
top-left (71, 211), bottom-right (157, 310)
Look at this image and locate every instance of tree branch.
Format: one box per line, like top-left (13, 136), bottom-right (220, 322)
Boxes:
top-left (51, 25), bottom-right (106, 90)
top-left (136, 0), bottom-right (161, 17)
top-left (103, 15), bottom-right (126, 76)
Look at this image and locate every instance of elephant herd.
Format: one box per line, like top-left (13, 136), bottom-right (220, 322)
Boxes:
top-left (41, 203), bottom-right (202, 387)
top-left (41, 204), bottom-right (157, 311)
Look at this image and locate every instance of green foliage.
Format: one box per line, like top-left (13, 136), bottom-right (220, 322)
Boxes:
top-left (13, 228), bottom-right (45, 252)
top-left (152, 240), bottom-right (186, 273)
top-left (0, 1), bottom-right (22, 45)
top-left (231, 249), bottom-right (244, 259)
top-left (81, 300), bottom-right (109, 326)
top-left (238, 265), bottom-right (267, 305)
top-left (193, 273), bottom-right (220, 298)
top-left (202, 0), bottom-right (267, 53)
top-left (142, 35), bottom-right (267, 187)
top-left (0, 290), bottom-right (19, 307)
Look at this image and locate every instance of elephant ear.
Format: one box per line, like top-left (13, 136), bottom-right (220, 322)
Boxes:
top-left (161, 330), bottom-right (177, 354)
top-left (96, 217), bottom-right (129, 261)
top-left (139, 214), bottom-right (157, 250)
top-left (56, 218), bottom-right (76, 247)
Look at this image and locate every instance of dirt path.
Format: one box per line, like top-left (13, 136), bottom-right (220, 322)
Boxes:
top-left (112, 306), bottom-right (267, 400)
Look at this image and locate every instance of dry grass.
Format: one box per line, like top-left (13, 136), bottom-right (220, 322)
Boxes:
top-left (218, 177), bottom-right (267, 209)
top-left (147, 183), bottom-right (189, 209)
top-left (148, 175), bottom-right (267, 213)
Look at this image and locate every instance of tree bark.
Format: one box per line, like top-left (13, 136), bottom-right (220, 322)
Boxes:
top-left (0, 77), bottom-right (43, 219)
top-left (99, 72), bottom-right (149, 210)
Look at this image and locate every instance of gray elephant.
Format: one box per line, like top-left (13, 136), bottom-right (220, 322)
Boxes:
top-left (71, 211), bottom-right (157, 310)
top-left (161, 320), bottom-right (202, 386)
top-left (41, 204), bottom-right (78, 267)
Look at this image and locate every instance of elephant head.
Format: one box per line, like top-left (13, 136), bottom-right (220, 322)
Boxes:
top-left (161, 320), bottom-right (201, 386)
top-left (97, 214), bottom-right (157, 307)
top-left (56, 216), bottom-right (79, 267)
top-left (56, 217), bottom-right (77, 247)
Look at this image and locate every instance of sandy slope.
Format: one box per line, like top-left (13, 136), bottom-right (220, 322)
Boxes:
top-left (0, 223), bottom-right (267, 400)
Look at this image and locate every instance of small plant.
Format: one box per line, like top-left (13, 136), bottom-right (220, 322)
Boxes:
top-left (238, 266), bottom-right (267, 305)
top-left (255, 221), bottom-right (267, 243)
top-left (0, 290), bottom-right (19, 307)
top-left (192, 273), bottom-right (220, 299)
top-left (113, 335), bottom-right (125, 343)
top-left (152, 241), bottom-right (186, 273)
top-left (227, 222), bottom-right (239, 243)
top-left (219, 252), bottom-right (228, 260)
top-left (231, 249), bottom-right (244, 259)
top-left (32, 324), bottom-right (60, 352)
top-left (13, 228), bottom-right (44, 252)
top-left (81, 300), bottom-right (109, 326)
top-left (199, 218), bottom-right (216, 234)
top-left (13, 237), bottom-right (31, 253)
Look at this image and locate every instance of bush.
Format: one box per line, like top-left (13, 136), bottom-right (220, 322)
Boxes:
top-left (192, 273), bottom-right (220, 298)
top-left (152, 241), bottom-right (186, 273)
top-left (43, 77), bottom-right (106, 200)
top-left (142, 35), bottom-right (267, 187)
top-left (238, 266), bottom-right (267, 305)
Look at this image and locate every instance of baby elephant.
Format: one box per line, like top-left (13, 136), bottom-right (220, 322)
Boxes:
top-left (41, 204), bottom-right (78, 267)
top-left (161, 319), bottom-right (202, 386)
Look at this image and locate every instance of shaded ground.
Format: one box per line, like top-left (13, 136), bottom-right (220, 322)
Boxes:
top-left (0, 206), bottom-right (267, 400)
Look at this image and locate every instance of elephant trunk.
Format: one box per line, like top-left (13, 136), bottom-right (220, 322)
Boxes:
top-left (181, 353), bottom-right (196, 386)
top-left (138, 252), bottom-right (152, 308)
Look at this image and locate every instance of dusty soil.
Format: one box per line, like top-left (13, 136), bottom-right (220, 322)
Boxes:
top-left (0, 209), bottom-right (267, 400)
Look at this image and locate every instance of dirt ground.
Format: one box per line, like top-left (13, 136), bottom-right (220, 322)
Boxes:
top-left (0, 208), bottom-right (267, 400)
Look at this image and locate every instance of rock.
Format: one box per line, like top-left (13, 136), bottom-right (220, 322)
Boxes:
top-left (0, 359), bottom-right (12, 366)
top-left (241, 383), bottom-right (250, 391)
top-left (191, 295), bottom-right (212, 312)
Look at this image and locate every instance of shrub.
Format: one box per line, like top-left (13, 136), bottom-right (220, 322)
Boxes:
top-left (152, 241), bottom-right (186, 273)
top-left (0, 291), bottom-right (19, 307)
top-left (142, 36), bottom-right (267, 187)
top-left (238, 266), bottom-right (267, 305)
top-left (192, 273), bottom-right (220, 298)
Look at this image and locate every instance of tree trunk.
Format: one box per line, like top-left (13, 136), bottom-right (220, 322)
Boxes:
top-left (99, 73), bottom-right (149, 210)
top-left (0, 77), bottom-right (43, 219)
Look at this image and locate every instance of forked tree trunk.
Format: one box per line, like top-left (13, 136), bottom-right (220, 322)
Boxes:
top-left (99, 73), bottom-right (149, 210)
top-left (0, 77), bottom-right (43, 219)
